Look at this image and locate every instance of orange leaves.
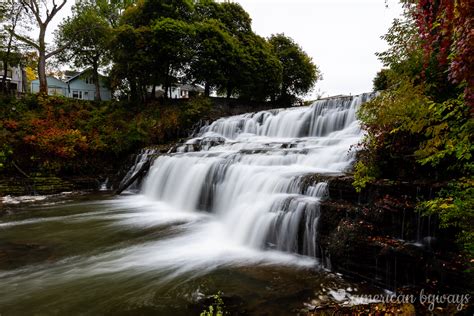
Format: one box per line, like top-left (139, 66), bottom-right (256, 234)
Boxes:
top-left (24, 126), bottom-right (88, 159)
top-left (3, 119), bottom-right (19, 130)
top-left (23, 115), bottom-right (88, 159)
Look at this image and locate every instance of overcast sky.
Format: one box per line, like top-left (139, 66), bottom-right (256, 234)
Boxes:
top-left (236, 0), bottom-right (403, 97)
top-left (48, 0), bottom-right (403, 98)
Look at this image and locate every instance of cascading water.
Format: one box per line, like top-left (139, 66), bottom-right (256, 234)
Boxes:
top-left (141, 93), bottom-right (373, 258)
top-left (0, 94), bottom-right (380, 314)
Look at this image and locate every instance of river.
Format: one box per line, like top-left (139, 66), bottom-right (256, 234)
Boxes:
top-left (0, 94), bottom-right (382, 315)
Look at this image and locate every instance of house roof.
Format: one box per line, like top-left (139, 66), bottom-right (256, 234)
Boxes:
top-left (64, 68), bottom-right (107, 83)
top-left (181, 84), bottom-right (205, 92)
top-left (64, 70), bottom-right (80, 78)
top-left (31, 76), bottom-right (67, 88)
top-left (64, 69), bottom-right (90, 83)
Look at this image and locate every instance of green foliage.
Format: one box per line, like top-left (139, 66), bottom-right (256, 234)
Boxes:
top-left (375, 15), bottom-right (422, 76)
top-left (181, 95), bottom-right (212, 125)
top-left (372, 69), bottom-right (391, 91)
top-left (151, 17), bottom-right (195, 91)
top-left (358, 80), bottom-right (429, 135)
top-left (417, 178), bottom-right (474, 256)
top-left (188, 18), bottom-right (238, 96)
top-left (55, 2), bottom-right (113, 100)
top-left (414, 96), bottom-right (473, 170)
top-left (233, 33), bottom-right (282, 101)
top-left (0, 145), bottom-right (13, 170)
top-left (353, 160), bottom-right (377, 193)
top-left (0, 0), bottom-right (24, 94)
top-left (200, 292), bottom-right (226, 316)
top-left (358, 80), bottom-right (472, 177)
top-left (268, 34), bottom-right (320, 102)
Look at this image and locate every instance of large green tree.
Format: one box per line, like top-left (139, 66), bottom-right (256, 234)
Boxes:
top-left (151, 18), bottom-right (194, 98)
top-left (188, 19), bottom-right (237, 96)
top-left (232, 33), bottom-right (282, 101)
top-left (56, 3), bottom-right (112, 100)
top-left (111, 24), bottom-right (152, 101)
top-left (268, 34), bottom-right (320, 103)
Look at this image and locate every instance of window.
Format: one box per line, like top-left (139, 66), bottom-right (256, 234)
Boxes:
top-left (72, 90), bottom-right (82, 99)
top-left (84, 91), bottom-right (89, 99)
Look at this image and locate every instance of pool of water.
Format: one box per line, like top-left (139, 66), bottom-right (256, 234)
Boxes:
top-left (0, 193), bottom-right (380, 315)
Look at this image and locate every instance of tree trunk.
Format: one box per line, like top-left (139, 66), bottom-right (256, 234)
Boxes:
top-left (92, 64), bottom-right (101, 101)
top-left (38, 27), bottom-right (48, 95)
top-left (130, 77), bottom-right (137, 101)
top-left (151, 85), bottom-right (156, 100)
top-left (204, 82), bottom-right (210, 97)
top-left (1, 6), bottom-right (20, 94)
top-left (2, 59), bottom-right (8, 93)
top-left (164, 66), bottom-right (170, 99)
top-left (1, 34), bottom-right (13, 93)
top-left (226, 83), bottom-right (233, 99)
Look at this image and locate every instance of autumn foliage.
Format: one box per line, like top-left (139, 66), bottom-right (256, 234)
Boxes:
top-left (0, 94), bottom-right (210, 174)
top-left (410, 0), bottom-right (474, 107)
top-left (356, 0), bottom-right (473, 255)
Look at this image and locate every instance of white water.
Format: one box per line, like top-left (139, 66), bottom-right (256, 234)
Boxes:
top-left (141, 94), bottom-right (373, 258)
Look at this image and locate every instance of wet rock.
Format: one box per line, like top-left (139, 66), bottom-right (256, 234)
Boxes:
top-left (313, 175), bottom-right (471, 293)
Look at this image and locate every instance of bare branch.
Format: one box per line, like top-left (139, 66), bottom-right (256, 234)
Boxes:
top-left (19, 0), bottom-right (41, 26)
top-left (7, 29), bottom-right (39, 49)
top-left (45, 39), bottom-right (73, 59)
top-left (45, 0), bottom-right (67, 25)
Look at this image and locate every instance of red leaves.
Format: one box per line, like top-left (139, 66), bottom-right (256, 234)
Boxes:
top-left (412, 0), bottom-right (473, 107)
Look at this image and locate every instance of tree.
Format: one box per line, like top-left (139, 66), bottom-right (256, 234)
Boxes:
top-left (187, 19), bottom-right (238, 96)
top-left (216, 1), bottom-right (252, 36)
top-left (56, 3), bottom-right (112, 100)
top-left (122, 0), bottom-right (194, 27)
top-left (372, 69), bottom-right (391, 91)
top-left (151, 17), bottom-right (194, 98)
top-left (9, 0), bottom-right (69, 95)
top-left (113, 0), bottom-right (195, 100)
top-left (268, 34), bottom-right (320, 103)
top-left (111, 24), bottom-right (151, 101)
top-left (84, 0), bottom-right (137, 27)
top-left (232, 33), bottom-right (282, 101)
top-left (0, 1), bottom-right (24, 93)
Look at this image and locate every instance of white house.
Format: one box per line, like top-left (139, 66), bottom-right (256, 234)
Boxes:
top-left (149, 84), bottom-right (205, 99)
top-left (0, 62), bottom-right (27, 94)
top-left (31, 69), bottom-right (112, 101)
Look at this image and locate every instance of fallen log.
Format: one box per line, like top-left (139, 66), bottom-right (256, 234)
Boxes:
top-left (115, 160), bottom-right (151, 195)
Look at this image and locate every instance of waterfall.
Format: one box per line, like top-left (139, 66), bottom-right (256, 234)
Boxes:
top-left (119, 148), bottom-right (158, 192)
top-left (139, 94), bottom-right (373, 258)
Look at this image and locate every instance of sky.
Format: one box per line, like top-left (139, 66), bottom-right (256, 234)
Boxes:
top-left (47, 0), bottom-right (403, 98)
top-left (235, 0), bottom-right (403, 98)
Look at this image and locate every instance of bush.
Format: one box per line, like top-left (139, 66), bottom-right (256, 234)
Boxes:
top-left (0, 95), bottom-right (214, 176)
top-left (417, 178), bottom-right (474, 256)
